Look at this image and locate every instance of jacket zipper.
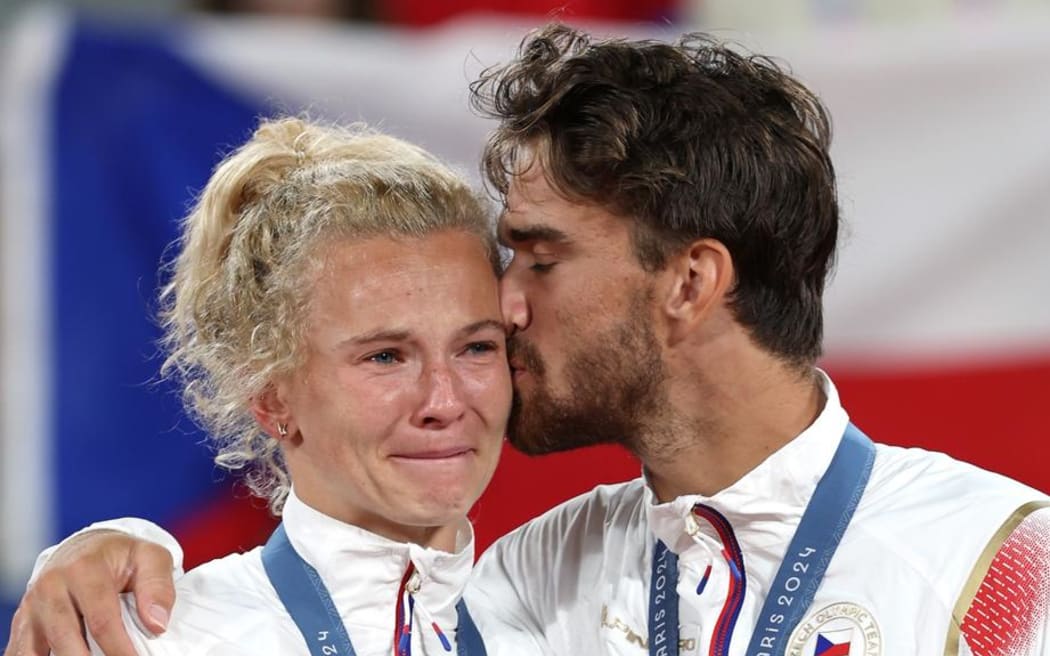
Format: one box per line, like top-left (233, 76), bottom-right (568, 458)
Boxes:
top-left (692, 505), bottom-right (747, 656)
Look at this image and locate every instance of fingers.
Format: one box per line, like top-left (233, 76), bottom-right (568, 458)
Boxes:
top-left (20, 579), bottom-right (90, 656)
top-left (69, 573), bottom-right (137, 656)
top-left (4, 605), bottom-right (52, 656)
top-left (70, 534), bottom-right (169, 655)
top-left (126, 541), bottom-right (175, 638)
top-left (11, 530), bottom-right (149, 656)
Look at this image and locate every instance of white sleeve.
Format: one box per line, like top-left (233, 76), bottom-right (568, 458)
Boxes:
top-left (29, 518), bottom-right (185, 587)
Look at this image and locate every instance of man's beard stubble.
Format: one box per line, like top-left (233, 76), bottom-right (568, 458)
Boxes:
top-left (506, 291), bottom-right (668, 456)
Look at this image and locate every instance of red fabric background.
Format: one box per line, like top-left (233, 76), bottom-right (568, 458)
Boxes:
top-left (174, 355), bottom-right (1050, 565)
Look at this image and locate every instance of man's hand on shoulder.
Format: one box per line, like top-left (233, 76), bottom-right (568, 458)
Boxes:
top-left (4, 529), bottom-right (175, 656)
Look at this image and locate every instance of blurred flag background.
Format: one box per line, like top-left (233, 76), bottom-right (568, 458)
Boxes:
top-left (2, 0), bottom-right (1049, 643)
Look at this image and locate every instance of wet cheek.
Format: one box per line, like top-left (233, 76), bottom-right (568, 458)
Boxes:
top-left (341, 367), bottom-right (415, 400)
top-left (371, 385), bottom-right (410, 405)
top-left (340, 378), bottom-right (419, 432)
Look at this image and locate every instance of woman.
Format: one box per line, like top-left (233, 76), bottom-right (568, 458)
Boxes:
top-left (92, 116), bottom-right (511, 655)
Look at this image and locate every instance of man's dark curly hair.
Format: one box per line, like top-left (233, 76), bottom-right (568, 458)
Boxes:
top-left (470, 24), bottom-right (839, 367)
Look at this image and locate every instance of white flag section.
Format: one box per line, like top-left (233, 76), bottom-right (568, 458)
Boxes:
top-left (1, 6), bottom-right (1048, 629)
top-left (176, 12), bottom-right (1050, 361)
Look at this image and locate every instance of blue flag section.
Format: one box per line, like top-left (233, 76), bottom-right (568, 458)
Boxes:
top-left (0, 600), bottom-right (13, 646)
top-left (50, 17), bottom-right (262, 538)
top-left (1, 15), bottom-right (269, 642)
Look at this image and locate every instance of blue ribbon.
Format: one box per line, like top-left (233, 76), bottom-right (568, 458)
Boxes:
top-left (455, 598), bottom-right (486, 656)
top-left (647, 539), bottom-right (680, 656)
top-left (648, 423), bottom-right (876, 656)
top-left (262, 523), bottom-right (486, 655)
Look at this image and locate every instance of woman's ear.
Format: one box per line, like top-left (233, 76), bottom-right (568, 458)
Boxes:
top-left (250, 382), bottom-right (297, 443)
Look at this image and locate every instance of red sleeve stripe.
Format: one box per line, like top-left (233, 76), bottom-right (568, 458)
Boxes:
top-left (944, 501), bottom-right (1050, 656)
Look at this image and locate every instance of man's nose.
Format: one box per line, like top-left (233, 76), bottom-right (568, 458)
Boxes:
top-left (499, 273), bottom-right (531, 334)
top-left (413, 363), bottom-right (467, 429)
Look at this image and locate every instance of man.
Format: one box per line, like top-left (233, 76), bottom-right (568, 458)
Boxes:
top-left (7, 24), bottom-right (1049, 656)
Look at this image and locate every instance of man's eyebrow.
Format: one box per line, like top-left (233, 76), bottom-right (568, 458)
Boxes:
top-left (498, 224), bottom-right (570, 246)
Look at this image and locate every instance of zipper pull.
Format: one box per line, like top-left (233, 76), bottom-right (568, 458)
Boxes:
top-left (398, 594), bottom-right (415, 656)
top-left (409, 580), bottom-right (454, 653)
top-left (396, 564), bottom-right (417, 656)
top-left (684, 511), bottom-right (701, 537)
top-left (696, 563), bottom-right (713, 595)
top-left (407, 570), bottom-right (422, 594)
top-left (431, 623), bottom-right (452, 652)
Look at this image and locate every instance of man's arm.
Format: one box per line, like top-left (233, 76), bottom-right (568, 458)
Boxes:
top-left (465, 483), bottom-right (621, 655)
top-left (4, 519), bottom-right (183, 656)
top-left (954, 504), bottom-right (1050, 656)
top-left (464, 532), bottom-right (550, 656)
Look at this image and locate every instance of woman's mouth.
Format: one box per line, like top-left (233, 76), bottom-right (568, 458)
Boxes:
top-left (391, 446), bottom-right (475, 462)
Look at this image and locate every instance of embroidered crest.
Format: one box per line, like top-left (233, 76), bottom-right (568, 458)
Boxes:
top-left (786, 602), bottom-right (881, 656)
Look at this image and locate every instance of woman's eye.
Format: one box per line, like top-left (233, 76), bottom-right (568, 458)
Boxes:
top-left (367, 350), bottom-right (401, 365)
top-left (530, 262), bottom-right (556, 273)
top-left (466, 341), bottom-right (499, 355)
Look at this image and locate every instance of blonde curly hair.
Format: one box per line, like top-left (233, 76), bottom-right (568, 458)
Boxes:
top-left (159, 117), bottom-right (498, 514)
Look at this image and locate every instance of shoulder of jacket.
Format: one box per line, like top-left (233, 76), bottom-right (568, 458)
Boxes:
top-left (866, 443), bottom-right (1046, 517)
top-left (174, 547), bottom-right (276, 610)
top-left (485, 477), bottom-right (647, 552)
top-left (106, 548), bottom-right (279, 653)
top-left (851, 443), bottom-right (1047, 606)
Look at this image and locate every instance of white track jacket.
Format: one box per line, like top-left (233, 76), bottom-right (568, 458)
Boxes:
top-left (79, 490), bottom-right (476, 656)
top-left (39, 376), bottom-right (1050, 655)
top-left (465, 376), bottom-right (1050, 655)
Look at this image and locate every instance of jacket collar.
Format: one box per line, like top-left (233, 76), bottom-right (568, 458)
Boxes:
top-left (645, 370), bottom-right (851, 556)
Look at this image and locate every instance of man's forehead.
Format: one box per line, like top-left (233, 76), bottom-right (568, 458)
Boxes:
top-left (500, 191), bottom-right (626, 245)
top-left (501, 172), bottom-right (575, 233)
top-left (498, 186), bottom-right (544, 232)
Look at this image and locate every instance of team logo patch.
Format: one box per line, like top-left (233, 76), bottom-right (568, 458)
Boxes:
top-left (787, 602), bottom-right (881, 656)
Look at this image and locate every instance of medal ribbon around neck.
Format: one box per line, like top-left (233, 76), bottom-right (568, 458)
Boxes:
top-left (647, 423), bottom-right (876, 656)
top-left (262, 523), bottom-right (486, 656)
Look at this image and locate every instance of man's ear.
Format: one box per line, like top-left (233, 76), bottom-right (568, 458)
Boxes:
top-left (250, 381), bottom-right (298, 444)
top-left (661, 238), bottom-right (734, 343)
